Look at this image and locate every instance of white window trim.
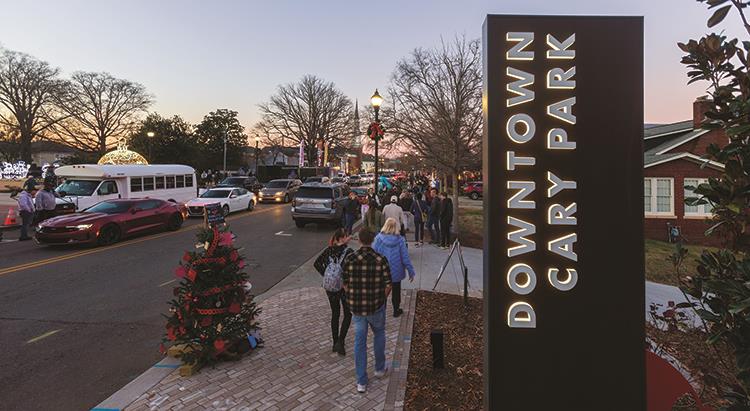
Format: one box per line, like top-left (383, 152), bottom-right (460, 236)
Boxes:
top-left (684, 177), bottom-right (712, 217)
top-left (645, 177), bottom-right (674, 217)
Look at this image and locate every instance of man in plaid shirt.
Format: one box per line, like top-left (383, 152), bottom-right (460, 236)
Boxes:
top-left (342, 228), bottom-right (392, 393)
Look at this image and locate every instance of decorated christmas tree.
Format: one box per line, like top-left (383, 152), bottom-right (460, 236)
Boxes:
top-left (162, 223), bottom-right (261, 369)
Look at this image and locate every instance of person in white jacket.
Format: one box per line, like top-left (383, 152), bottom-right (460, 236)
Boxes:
top-left (382, 196), bottom-right (403, 231)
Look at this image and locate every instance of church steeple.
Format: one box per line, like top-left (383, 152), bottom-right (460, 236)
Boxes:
top-left (352, 99), bottom-right (361, 148)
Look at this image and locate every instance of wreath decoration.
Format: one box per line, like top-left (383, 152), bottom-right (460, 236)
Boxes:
top-left (367, 121), bottom-right (385, 141)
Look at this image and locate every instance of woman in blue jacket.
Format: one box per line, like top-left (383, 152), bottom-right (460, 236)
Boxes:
top-left (373, 218), bottom-right (416, 317)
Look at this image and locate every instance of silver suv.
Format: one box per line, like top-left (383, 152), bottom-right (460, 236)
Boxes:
top-left (258, 179), bottom-right (301, 203)
top-left (291, 183), bottom-right (349, 228)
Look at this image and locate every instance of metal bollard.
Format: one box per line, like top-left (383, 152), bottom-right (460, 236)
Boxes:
top-left (431, 329), bottom-right (444, 369)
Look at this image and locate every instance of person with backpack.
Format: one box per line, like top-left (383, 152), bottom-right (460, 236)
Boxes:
top-left (314, 229), bottom-right (354, 356)
top-left (373, 218), bottom-right (416, 317)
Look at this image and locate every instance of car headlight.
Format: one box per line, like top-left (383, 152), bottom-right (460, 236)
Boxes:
top-left (275, 191), bottom-right (284, 196)
top-left (66, 224), bottom-right (92, 230)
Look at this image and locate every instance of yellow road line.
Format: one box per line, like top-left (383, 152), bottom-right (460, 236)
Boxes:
top-left (26, 329), bottom-right (62, 344)
top-left (0, 204), bottom-right (286, 277)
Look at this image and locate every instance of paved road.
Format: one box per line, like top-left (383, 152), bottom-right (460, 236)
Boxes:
top-left (0, 202), bottom-right (337, 411)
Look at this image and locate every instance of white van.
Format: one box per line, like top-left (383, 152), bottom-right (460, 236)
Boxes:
top-left (54, 164), bottom-right (197, 211)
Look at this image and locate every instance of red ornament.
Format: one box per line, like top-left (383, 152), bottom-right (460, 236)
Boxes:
top-left (182, 251), bottom-right (192, 262)
top-left (230, 250), bottom-right (238, 262)
top-left (228, 303), bottom-right (241, 314)
top-left (175, 265), bottom-right (187, 279)
top-left (187, 269), bottom-right (197, 282)
top-left (159, 343), bottom-right (166, 354)
top-left (167, 326), bottom-right (176, 341)
top-left (214, 339), bottom-right (226, 352)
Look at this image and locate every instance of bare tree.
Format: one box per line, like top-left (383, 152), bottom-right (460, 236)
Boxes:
top-left (0, 49), bottom-right (66, 162)
top-left (388, 36), bottom-right (483, 231)
top-left (258, 75), bottom-right (354, 165)
top-left (52, 72), bottom-right (152, 154)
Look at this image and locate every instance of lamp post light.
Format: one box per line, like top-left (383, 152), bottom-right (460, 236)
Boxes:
top-left (254, 136), bottom-right (260, 175)
top-left (146, 131), bottom-right (155, 162)
top-left (370, 89), bottom-right (383, 193)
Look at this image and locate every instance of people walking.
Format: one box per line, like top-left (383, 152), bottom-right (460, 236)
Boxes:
top-left (16, 186), bottom-right (36, 241)
top-left (427, 188), bottom-right (442, 244)
top-left (382, 196), bottom-right (404, 235)
top-left (343, 191), bottom-right (359, 235)
top-left (314, 229), bottom-right (354, 356)
top-left (342, 229), bottom-right (392, 394)
top-left (411, 192), bottom-right (429, 247)
top-left (363, 201), bottom-right (384, 233)
top-left (439, 192), bottom-right (454, 249)
top-left (373, 218), bottom-right (416, 318)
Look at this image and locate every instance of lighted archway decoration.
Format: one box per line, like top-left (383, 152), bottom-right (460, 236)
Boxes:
top-left (97, 138), bottom-right (148, 165)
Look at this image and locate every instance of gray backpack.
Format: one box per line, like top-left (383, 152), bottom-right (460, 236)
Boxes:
top-left (323, 249), bottom-right (350, 292)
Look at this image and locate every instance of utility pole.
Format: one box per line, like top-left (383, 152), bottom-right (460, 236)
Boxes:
top-left (223, 127), bottom-right (228, 173)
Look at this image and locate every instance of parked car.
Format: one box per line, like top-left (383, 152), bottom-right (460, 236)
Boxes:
top-left (35, 198), bottom-right (186, 246)
top-left (291, 183), bottom-right (350, 228)
top-left (217, 176), bottom-right (263, 194)
top-left (258, 179), bottom-right (302, 203)
top-left (347, 175), bottom-right (362, 186)
top-left (463, 181), bottom-right (483, 200)
top-left (186, 187), bottom-right (255, 217)
top-left (304, 176), bottom-right (330, 184)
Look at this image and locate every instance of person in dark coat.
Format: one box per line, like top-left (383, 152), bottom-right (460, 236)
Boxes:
top-left (439, 192), bottom-right (454, 249)
top-left (343, 191), bottom-right (359, 235)
top-left (411, 192), bottom-right (429, 246)
top-left (427, 188), bottom-right (442, 244)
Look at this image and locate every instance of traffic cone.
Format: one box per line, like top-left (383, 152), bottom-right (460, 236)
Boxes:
top-left (4, 207), bottom-right (17, 226)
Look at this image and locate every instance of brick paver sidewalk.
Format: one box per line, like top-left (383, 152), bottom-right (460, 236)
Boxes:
top-left (126, 286), bottom-right (413, 410)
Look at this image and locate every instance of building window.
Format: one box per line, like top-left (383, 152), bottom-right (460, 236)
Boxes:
top-left (644, 177), bottom-right (673, 216)
top-left (684, 178), bottom-right (711, 216)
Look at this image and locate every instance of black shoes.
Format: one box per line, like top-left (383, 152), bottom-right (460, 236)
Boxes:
top-left (333, 339), bottom-right (346, 356)
top-left (394, 308), bottom-right (403, 318)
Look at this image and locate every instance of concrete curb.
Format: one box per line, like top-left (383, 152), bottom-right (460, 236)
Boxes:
top-left (385, 288), bottom-right (418, 411)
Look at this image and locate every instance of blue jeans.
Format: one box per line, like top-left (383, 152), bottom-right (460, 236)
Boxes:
top-left (353, 305), bottom-right (386, 386)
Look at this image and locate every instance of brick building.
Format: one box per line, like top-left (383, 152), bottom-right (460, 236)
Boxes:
top-left (644, 97), bottom-right (725, 245)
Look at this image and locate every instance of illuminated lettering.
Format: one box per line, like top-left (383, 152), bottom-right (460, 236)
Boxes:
top-left (507, 216), bottom-right (536, 257)
top-left (506, 113), bottom-right (536, 143)
top-left (548, 268), bottom-right (578, 291)
top-left (507, 264), bottom-right (537, 295)
top-left (506, 151), bottom-right (536, 170)
top-left (546, 33), bottom-right (576, 59)
top-left (507, 181), bottom-right (535, 209)
top-left (507, 32), bottom-right (534, 60)
top-left (548, 233), bottom-right (578, 262)
top-left (507, 302), bottom-right (536, 328)
top-left (507, 67), bottom-right (535, 107)
top-left (547, 171), bottom-right (577, 198)
top-left (547, 67), bottom-right (576, 89)
top-left (547, 97), bottom-right (576, 124)
top-left (548, 203), bottom-right (577, 225)
top-left (547, 128), bottom-right (576, 150)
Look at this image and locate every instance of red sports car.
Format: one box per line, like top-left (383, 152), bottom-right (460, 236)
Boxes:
top-left (35, 198), bottom-right (187, 246)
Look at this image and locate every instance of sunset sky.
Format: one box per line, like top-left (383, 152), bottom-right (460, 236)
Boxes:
top-left (0, 0), bottom-right (745, 131)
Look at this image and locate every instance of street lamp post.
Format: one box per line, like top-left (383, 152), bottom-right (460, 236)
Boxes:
top-left (146, 131), bottom-right (155, 162)
top-left (370, 89), bottom-right (383, 194)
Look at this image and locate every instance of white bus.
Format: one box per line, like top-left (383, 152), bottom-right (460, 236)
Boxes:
top-left (54, 164), bottom-right (197, 211)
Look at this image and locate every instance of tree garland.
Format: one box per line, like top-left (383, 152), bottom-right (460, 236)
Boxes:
top-left (367, 121), bottom-right (385, 141)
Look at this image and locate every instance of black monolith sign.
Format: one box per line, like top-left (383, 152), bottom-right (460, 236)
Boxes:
top-left (482, 15), bottom-right (645, 410)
